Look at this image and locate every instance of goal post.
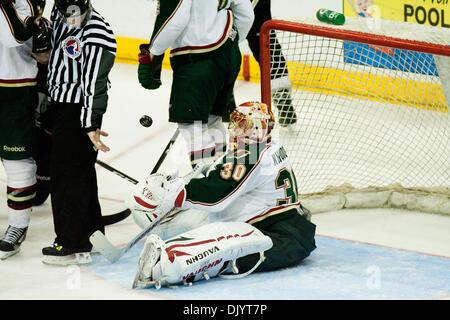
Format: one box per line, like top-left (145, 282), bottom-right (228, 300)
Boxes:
top-left (259, 17), bottom-right (450, 215)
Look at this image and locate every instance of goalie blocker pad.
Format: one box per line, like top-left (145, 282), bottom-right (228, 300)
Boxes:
top-left (134, 221), bottom-right (273, 289)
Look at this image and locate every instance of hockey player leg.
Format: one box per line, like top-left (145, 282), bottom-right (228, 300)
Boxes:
top-left (206, 115), bottom-right (227, 158)
top-left (178, 120), bottom-right (226, 167)
top-left (271, 75), bottom-right (297, 127)
top-left (133, 222), bottom-right (273, 289)
top-left (34, 128), bottom-right (51, 206)
top-left (0, 158), bottom-right (37, 259)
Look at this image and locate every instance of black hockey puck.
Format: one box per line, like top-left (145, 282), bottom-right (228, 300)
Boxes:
top-left (140, 115), bottom-right (153, 128)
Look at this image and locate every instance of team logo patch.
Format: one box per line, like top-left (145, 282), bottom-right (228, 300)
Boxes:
top-left (62, 37), bottom-right (82, 59)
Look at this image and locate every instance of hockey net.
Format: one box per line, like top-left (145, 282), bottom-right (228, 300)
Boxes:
top-left (260, 17), bottom-right (450, 215)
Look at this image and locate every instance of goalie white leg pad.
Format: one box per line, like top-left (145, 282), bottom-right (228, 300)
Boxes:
top-left (133, 222), bottom-right (273, 289)
top-left (133, 208), bottom-right (210, 240)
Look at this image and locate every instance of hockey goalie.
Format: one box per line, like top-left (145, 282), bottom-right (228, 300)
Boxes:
top-left (129, 102), bottom-right (316, 289)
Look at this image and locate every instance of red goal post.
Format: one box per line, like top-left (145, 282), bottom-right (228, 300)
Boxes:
top-left (259, 18), bottom-right (450, 215)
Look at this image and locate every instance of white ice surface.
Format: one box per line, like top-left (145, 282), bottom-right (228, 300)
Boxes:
top-left (0, 63), bottom-right (449, 300)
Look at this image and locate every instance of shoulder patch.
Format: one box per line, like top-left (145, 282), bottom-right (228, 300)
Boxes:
top-left (62, 36), bottom-right (83, 59)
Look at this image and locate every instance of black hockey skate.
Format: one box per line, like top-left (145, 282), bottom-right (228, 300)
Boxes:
top-left (42, 243), bottom-right (92, 265)
top-left (0, 226), bottom-right (28, 260)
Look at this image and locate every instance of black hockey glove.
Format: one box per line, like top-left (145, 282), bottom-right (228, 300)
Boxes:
top-left (35, 93), bottom-right (52, 133)
top-left (32, 17), bottom-right (52, 53)
top-left (24, 0), bottom-right (46, 35)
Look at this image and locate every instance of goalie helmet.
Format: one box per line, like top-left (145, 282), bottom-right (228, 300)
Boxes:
top-left (55, 0), bottom-right (92, 27)
top-left (228, 101), bottom-right (275, 148)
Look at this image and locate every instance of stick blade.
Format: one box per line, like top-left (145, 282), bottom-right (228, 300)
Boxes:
top-left (90, 231), bottom-right (122, 263)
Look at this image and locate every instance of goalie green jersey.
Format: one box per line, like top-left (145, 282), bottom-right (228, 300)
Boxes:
top-left (181, 141), bottom-right (303, 225)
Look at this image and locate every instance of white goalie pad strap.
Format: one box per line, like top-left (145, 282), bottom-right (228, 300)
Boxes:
top-left (150, 222), bottom-right (273, 287)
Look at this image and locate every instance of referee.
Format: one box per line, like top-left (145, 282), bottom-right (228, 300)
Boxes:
top-left (42, 0), bottom-right (116, 265)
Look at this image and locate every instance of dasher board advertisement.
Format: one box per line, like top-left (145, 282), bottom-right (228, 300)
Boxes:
top-left (342, 0), bottom-right (449, 75)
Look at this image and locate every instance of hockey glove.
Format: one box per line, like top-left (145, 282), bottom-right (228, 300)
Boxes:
top-left (32, 17), bottom-right (52, 54)
top-left (129, 174), bottom-right (186, 230)
top-left (35, 92), bottom-right (52, 132)
top-left (25, 0), bottom-right (46, 34)
top-left (138, 44), bottom-right (164, 90)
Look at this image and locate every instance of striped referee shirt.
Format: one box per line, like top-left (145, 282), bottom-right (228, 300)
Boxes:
top-left (47, 6), bottom-right (116, 131)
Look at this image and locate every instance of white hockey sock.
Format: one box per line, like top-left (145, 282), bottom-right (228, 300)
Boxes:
top-left (178, 117), bottom-right (227, 166)
top-left (2, 158), bottom-right (37, 228)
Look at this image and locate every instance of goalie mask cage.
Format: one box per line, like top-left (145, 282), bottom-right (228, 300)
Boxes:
top-left (260, 17), bottom-right (450, 215)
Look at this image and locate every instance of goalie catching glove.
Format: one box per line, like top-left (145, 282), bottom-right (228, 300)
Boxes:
top-left (128, 173), bottom-right (187, 229)
top-left (138, 44), bottom-right (164, 90)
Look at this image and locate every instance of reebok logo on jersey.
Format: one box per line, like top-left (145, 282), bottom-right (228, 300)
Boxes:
top-left (3, 146), bottom-right (26, 152)
top-left (62, 37), bottom-right (82, 59)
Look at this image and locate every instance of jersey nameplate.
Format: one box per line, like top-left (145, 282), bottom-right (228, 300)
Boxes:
top-left (272, 146), bottom-right (288, 166)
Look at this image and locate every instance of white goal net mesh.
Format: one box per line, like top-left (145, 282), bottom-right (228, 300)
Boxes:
top-left (262, 17), bottom-right (450, 214)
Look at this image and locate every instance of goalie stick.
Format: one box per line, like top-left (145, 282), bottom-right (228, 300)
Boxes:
top-left (90, 163), bottom-right (204, 263)
top-left (95, 128), bottom-right (180, 225)
top-left (96, 160), bottom-right (138, 184)
top-left (95, 128), bottom-right (180, 182)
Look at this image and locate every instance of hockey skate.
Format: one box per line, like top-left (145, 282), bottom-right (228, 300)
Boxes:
top-left (42, 243), bottom-right (92, 265)
top-left (0, 226), bottom-right (28, 260)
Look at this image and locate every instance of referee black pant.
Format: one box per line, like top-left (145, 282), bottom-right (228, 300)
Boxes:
top-left (50, 101), bottom-right (104, 250)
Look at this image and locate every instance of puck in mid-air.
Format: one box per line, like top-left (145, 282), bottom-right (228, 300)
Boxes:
top-left (140, 115), bottom-right (153, 127)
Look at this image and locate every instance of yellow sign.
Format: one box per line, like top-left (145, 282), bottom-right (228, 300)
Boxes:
top-left (344, 0), bottom-right (450, 28)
